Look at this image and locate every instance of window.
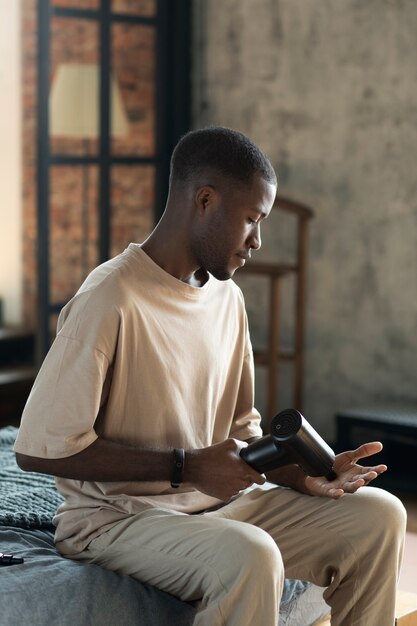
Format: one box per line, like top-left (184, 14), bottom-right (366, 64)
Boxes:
top-left (36, 0), bottom-right (191, 358)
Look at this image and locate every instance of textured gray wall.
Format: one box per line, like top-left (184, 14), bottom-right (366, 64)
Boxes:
top-left (193, 0), bottom-right (417, 438)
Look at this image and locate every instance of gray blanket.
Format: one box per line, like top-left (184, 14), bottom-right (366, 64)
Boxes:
top-left (0, 427), bottom-right (195, 625)
top-left (0, 525), bottom-right (196, 626)
top-left (0, 426), bottom-right (63, 528)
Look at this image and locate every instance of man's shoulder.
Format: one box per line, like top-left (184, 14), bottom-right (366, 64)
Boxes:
top-left (79, 246), bottom-right (140, 294)
top-left (57, 246), bottom-right (149, 329)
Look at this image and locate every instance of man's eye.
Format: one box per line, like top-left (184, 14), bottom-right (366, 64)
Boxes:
top-left (247, 218), bottom-right (256, 225)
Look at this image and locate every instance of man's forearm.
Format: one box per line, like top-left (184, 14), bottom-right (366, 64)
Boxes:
top-left (16, 436), bottom-right (173, 482)
top-left (16, 436), bottom-right (267, 502)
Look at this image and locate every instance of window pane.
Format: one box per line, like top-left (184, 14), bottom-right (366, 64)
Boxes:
top-left (111, 24), bottom-right (156, 156)
top-left (112, 0), bottom-right (156, 17)
top-left (50, 166), bottom-right (99, 306)
top-left (50, 17), bottom-right (99, 156)
top-left (52, 0), bottom-right (100, 9)
top-left (111, 166), bottom-right (154, 257)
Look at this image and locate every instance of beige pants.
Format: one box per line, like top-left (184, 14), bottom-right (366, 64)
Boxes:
top-left (75, 484), bottom-right (406, 626)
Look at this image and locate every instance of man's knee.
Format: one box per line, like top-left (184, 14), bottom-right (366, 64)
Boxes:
top-left (357, 487), bottom-right (406, 535)
top-left (218, 522), bottom-right (284, 582)
top-left (346, 487), bottom-right (407, 559)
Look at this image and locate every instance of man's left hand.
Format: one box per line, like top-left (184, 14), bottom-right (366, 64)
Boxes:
top-left (302, 441), bottom-right (387, 499)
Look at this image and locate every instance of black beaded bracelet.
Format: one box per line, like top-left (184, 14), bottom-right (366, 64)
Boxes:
top-left (170, 448), bottom-right (185, 488)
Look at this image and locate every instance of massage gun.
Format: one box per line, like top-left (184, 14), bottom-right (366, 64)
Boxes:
top-left (240, 408), bottom-right (337, 481)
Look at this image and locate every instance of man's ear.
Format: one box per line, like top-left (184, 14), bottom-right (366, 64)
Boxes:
top-left (194, 185), bottom-right (218, 215)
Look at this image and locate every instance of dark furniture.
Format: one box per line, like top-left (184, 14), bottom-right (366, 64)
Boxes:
top-left (336, 403), bottom-right (417, 492)
top-left (0, 328), bottom-right (36, 428)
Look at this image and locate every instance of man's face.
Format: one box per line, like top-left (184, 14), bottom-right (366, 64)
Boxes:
top-left (192, 175), bottom-right (276, 281)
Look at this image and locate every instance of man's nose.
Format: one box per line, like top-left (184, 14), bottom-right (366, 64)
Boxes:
top-left (248, 224), bottom-right (261, 250)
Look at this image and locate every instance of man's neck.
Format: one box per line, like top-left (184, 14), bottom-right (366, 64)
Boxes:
top-left (141, 227), bottom-right (207, 287)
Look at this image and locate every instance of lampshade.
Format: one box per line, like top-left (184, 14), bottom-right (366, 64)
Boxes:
top-left (49, 63), bottom-right (129, 139)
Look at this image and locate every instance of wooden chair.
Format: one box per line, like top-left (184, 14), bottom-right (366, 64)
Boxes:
top-left (241, 196), bottom-right (314, 426)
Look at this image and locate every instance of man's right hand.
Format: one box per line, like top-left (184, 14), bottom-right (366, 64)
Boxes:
top-left (185, 439), bottom-right (266, 502)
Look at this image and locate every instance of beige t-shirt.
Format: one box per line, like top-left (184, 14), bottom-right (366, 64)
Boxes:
top-left (14, 244), bottom-right (262, 555)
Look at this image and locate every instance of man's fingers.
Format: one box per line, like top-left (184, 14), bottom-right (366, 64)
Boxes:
top-left (339, 466), bottom-right (387, 492)
top-left (244, 472), bottom-right (265, 487)
top-left (342, 478), bottom-right (366, 493)
top-left (361, 464), bottom-right (387, 475)
top-left (329, 487), bottom-right (344, 499)
top-left (349, 441), bottom-right (383, 463)
top-left (350, 465), bottom-right (387, 483)
top-left (358, 470), bottom-right (378, 482)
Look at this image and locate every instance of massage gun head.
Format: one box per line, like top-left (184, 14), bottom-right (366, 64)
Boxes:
top-left (271, 409), bottom-right (337, 481)
top-left (271, 408), bottom-right (303, 439)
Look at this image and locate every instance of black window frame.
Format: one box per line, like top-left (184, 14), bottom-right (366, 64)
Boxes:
top-left (36, 0), bottom-right (191, 361)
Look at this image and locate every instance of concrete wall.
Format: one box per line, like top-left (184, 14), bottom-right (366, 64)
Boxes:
top-left (0, 0), bottom-right (22, 325)
top-left (193, 0), bottom-right (417, 437)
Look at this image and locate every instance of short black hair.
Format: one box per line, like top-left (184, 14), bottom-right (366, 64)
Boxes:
top-left (170, 126), bottom-right (277, 187)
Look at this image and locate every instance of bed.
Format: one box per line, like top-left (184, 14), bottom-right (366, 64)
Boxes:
top-left (0, 426), bottom-right (329, 625)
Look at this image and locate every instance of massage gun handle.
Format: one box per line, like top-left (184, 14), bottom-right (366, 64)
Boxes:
top-left (240, 435), bottom-right (292, 474)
